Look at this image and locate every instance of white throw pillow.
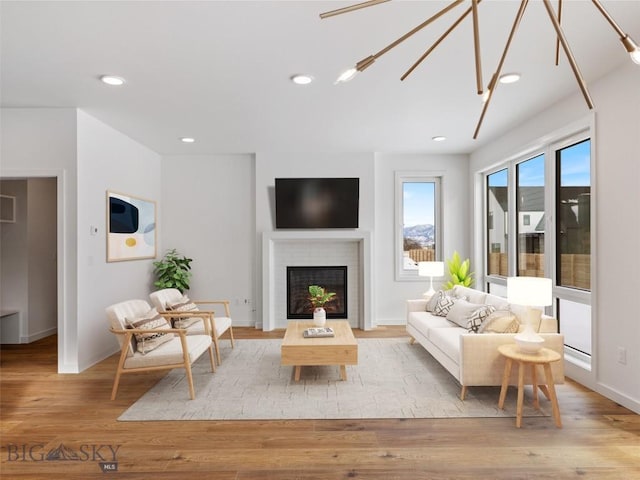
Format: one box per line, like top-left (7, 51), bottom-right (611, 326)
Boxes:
top-left (446, 299), bottom-right (495, 332)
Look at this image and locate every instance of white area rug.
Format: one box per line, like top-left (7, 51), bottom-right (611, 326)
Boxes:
top-left (118, 338), bottom-right (549, 421)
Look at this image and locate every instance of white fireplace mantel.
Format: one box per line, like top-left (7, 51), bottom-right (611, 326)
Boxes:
top-left (262, 230), bottom-right (374, 331)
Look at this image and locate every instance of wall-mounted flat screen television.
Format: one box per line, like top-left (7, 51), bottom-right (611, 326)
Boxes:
top-left (275, 177), bottom-right (359, 229)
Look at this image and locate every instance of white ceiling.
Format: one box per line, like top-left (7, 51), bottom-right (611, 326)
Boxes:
top-left (2, 0), bottom-right (639, 155)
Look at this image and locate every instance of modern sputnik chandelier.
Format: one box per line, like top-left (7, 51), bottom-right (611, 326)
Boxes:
top-left (320, 0), bottom-right (640, 139)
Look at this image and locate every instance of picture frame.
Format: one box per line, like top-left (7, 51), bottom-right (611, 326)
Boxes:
top-left (106, 191), bottom-right (156, 262)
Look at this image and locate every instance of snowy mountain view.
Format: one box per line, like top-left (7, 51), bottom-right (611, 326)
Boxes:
top-left (403, 224), bottom-right (435, 248)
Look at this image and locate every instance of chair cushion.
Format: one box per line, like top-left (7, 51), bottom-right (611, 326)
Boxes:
top-left (212, 316), bottom-right (232, 337)
top-left (407, 311), bottom-right (456, 341)
top-left (125, 308), bottom-right (174, 355)
top-left (428, 327), bottom-right (463, 363)
top-left (123, 334), bottom-right (212, 369)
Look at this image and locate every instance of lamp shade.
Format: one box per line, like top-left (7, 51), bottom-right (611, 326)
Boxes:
top-left (507, 276), bottom-right (552, 307)
top-left (418, 261), bottom-right (444, 278)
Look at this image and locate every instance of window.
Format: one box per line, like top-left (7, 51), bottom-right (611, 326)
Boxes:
top-left (516, 154), bottom-right (545, 277)
top-left (395, 173), bottom-right (441, 280)
top-left (556, 139), bottom-right (591, 291)
top-left (486, 169), bottom-right (508, 277)
top-left (481, 128), bottom-right (593, 363)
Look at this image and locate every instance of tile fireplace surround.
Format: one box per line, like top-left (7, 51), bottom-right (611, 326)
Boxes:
top-left (262, 231), bottom-right (373, 331)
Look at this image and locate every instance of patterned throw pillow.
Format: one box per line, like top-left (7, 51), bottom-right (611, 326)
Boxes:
top-left (426, 290), bottom-right (444, 312)
top-left (467, 305), bottom-right (496, 333)
top-left (433, 294), bottom-right (456, 317)
top-left (478, 310), bottom-right (520, 334)
top-left (126, 308), bottom-right (174, 355)
top-left (167, 296), bottom-right (201, 329)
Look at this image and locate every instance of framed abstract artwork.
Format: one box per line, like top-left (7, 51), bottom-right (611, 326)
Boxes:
top-left (107, 191), bottom-right (156, 262)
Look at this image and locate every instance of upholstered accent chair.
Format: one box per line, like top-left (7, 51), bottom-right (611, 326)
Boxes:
top-left (149, 288), bottom-right (235, 365)
top-left (106, 299), bottom-right (216, 400)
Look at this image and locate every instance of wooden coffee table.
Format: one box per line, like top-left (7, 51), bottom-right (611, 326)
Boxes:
top-left (281, 320), bottom-right (358, 381)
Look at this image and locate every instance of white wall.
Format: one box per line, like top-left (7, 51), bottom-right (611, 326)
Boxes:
top-left (374, 153), bottom-right (470, 324)
top-left (470, 62), bottom-right (640, 414)
top-left (76, 110), bottom-right (163, 370)
top-left (0, 180), bottom-right (28, 342)
top-left (26, 177), bottom-right (57, 341)
top-left (160, 154), bottom-right (256, 326)
top-left (0, 108), bottom-right (78, 372)
top-left (1, 108), bottom-right (163, 372)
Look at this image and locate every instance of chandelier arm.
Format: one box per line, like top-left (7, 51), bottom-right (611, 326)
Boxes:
top-left (473, 0), bottom-right (530, 140)
top-left (590, 0), bottom-right (640, 61)
top-left (590, 0), bottom-right (628, 38)
top-left (319, 0), bottom-right (391, 20)
top-left (401, 3), bottom-right (476, 81)
top-left (555, 0), bottom-right (563, 66)
top-left (542, 0), bottom-right (594, 109)
top-left (472, 0), bottom-right (483, 95)
top-left (355, 0), bottom-right (466, 72)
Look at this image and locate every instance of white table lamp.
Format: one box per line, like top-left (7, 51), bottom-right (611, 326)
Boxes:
top-left (418, 261), bottom-right (445, 299)
top-left (507, 276), bottom-right (552, 353)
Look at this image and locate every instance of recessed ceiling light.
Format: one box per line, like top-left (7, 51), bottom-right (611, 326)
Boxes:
top-left (180, 137), bottom-right (195, 143)
top-left (291, 74), bottom-right (314, 85)
top-left (432, 136), bottom-right (447, 142)
top-left (100, 75), bottom-right (126, 86)
top-left (499, 73), bottom-right (521, 84)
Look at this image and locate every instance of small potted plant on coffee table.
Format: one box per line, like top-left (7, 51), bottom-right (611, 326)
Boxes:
top-left (308, 285), bottom-right (336, 327)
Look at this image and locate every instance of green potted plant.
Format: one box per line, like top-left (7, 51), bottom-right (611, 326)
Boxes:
top-left (443, 251), bottom-right (474, 289)
top-left (153, 248), bottom-right (193, 293)
top-left (308, 285), bottom-right (336, 327)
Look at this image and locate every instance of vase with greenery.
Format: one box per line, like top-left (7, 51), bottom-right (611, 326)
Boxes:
top-left (153, 248), bottom-right (193, 293)
top-left (308, 285), bottom-right (336, 327)
top-left (443, 251), bottom-right (474, 289)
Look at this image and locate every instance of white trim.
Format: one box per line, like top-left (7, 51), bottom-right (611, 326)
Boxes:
top-left (394, 171), bottom-right (443, 282)
top-left (475, 115), bottom-right (596, 386)
top-left (262, 230), bottom-right (374, 331)
top-left (0, 168), bottom-right (70, 372)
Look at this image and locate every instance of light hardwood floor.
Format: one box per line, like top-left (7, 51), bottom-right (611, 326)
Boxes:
top-left (1, 328), bottom-right (638, 479)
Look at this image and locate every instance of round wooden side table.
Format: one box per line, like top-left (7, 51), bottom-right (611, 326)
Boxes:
top-left (497, 343), bottom-right (562, 428)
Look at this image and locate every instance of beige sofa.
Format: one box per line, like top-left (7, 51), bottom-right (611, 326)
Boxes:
top-left (406, 285), bottom-right (564, 400)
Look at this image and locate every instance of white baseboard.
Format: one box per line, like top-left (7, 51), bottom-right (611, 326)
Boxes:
top-left (373, 318), bottom-right (405, 326)
top-left (596, 382), bottom-right (640, 415)
top-left (21, 327), bottom-right (57, 344)
top-left (79, 345), bottom-right (120, 373)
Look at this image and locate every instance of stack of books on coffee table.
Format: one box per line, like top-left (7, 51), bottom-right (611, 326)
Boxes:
top-left (303, 327), bottom-right (335, 338)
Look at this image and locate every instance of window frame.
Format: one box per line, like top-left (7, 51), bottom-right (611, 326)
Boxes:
top-left (394, 171), bottom-right (442, 281)
top-left (480, 122), bottom-right (594, 367)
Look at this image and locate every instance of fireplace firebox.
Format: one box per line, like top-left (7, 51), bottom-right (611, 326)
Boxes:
top-left (286, 266), bottom-right (347, 319)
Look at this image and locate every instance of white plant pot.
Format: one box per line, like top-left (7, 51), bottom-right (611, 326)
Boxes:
top-left (313, 307), bottom-right (326, 327)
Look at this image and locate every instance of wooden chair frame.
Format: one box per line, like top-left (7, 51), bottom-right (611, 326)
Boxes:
top-left (160, 300), bottom-right (235, 365)
top-left (109, 321), bottom-right (216, 400)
